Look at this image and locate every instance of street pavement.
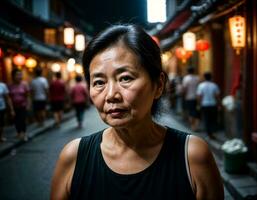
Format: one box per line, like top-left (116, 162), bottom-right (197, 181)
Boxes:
top-left (0, 102), bottom-right (253, 199)
top-left (0, 106), bottom-right (107, 200)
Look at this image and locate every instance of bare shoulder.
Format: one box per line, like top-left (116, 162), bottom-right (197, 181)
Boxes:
top-left (50, 138), bottom-right (81, 200)
top-left (187, 135), bottom-right (224, 200)
top-left (58, 138), bottom-right (81, 165)
top-left (188, 135), bottom-right (212, 163)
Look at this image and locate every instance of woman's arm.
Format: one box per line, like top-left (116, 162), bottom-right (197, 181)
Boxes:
top-left (50, 138), bottom-right (80, 200)
top-left (188, 135), bottom-right (224, 200)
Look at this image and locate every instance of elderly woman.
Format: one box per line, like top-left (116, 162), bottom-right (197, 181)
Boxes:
top-left (51, 24), bottom-right (224, 200)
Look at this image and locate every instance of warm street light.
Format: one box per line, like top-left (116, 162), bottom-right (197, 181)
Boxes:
top-left (75, 64), bottom-right (83, 74)
top-left (64, 27), bottom-right (74, 46)
top-left (25, 57), bottom-right (37, 70)
top-left (51, 63), bottom-right (61, 72)
top-left (229, 15), bottom-right (246, 55)
top-left (67, 58), bottom-right (75, 72)
top-left (147, 0), bottom-right (167, 23)
top-left (175, 47), bottom-right (192, 63)
top-left (183, 32), bottom-right (196, 51)
top-left (75, 34), bottom-right (85, 51)
top-left (196, 39), bottom-right (210, 57)
top-left (13, 54), bottom-right (26, 66)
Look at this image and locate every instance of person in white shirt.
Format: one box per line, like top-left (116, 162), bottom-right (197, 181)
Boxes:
top-left (0, 82), bottom-right (14, 142)
top-left (182, 67), bottom-right (200, 131)
top-left (197, 72), bottom-right (220, 139)
top-left (30, 67), bottom-right (49, 126)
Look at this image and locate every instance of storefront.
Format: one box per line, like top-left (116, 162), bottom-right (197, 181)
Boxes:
top-left (157, 0), bottom-right (257, 160)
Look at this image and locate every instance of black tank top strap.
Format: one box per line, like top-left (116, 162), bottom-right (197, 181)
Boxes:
top-left (70, 130), bottom-right (103, 199)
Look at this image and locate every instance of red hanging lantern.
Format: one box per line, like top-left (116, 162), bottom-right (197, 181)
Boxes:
top-left (13, 54), bottom-right (26, 66)
top-left (175, 47), bottom-right (192, 63)
top-left (151, 36), bottom-right (160, 46)
top-left (0, 48), bottom-right (3, 58)
top-left (196, 39), bottom-right (210, 57)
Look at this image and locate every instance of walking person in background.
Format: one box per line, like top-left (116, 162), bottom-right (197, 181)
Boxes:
top-left (197, 72), bottom-right (220, 139)
top-left (0, 81), bottom-right (14, 142)
top-left (51, 24), bottom-right (223, 200)
top-left (49, 72), bottom-right (66, 127)
top-left (8, 69), bottom-right (30, 141)
top-left (182, 66), bottom-right (200, 131)
top-left (70, 74), bottom-right (89, 128)
top-left (175, 76), bottom-right (183, 115)
top-left (30, 67), bottom-right (49, 126)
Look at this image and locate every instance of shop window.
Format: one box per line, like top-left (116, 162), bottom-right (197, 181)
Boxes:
top-left (44, 29), bottom-right (56, 45)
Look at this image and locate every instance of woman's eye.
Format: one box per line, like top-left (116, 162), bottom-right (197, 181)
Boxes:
top-left (93, 80), bottom-right (105, 87)
top-left (120, 76), bottom-right (133, 83)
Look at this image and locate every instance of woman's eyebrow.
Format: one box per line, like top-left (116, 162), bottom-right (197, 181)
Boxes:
top-left (91, 66), bottom-right (138, 78)
top-left (114, 66), bottom-right (138, 75)
top-left (91, 72), bottom-right (105, 79)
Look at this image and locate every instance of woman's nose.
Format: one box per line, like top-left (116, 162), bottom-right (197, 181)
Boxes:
top-left (105, 81), bottom-right (121, 102)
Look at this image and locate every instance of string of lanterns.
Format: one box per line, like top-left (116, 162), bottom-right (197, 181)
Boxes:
top-left (175, 47), bottom-right (192, 63)
top-left (13, 54), bottom-right (37, 70)
top-left (64, 27), bottom-right (85, 51)
top-left (173, 14), bottom-right (245, 62)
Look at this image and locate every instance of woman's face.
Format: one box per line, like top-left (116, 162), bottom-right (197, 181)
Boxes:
top-left (89, 44), bottom-right (161, 128)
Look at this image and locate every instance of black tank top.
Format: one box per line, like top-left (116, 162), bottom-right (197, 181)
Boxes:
top-left (70, 127), bottom-right (195, 200)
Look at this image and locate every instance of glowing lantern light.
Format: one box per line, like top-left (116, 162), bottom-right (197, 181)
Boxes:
top-left (75, 34), bottom-right (85, 51)
top-left (183, 32), bottom-right (196, 51)
top-left (229, 15), bottom-right (246, 55)
top-left (196, 39), bottom-right (210, 57)
top-left (0, 48), bottom-right (3, 58)
top-left (13, 54), bottom-right (26, 66)
top-left (75, 64), bottom-right (83, 74)
top-left (25, 57), bottom-right (37, 70)
top-left (67, 58), bottom-right (76, 72)
top-left (151, 36), bottom-right (160, 46)
top-left (64, 27), bottom-right (74, 46)
top-left (51, 63), bottom-right (61, 72)
top-left (161, 51), bottom-right (172, 66)
top-left (175, 47), bottom-right (192, 63)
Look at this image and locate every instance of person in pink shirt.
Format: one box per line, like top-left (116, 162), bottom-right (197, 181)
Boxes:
top-left (8, 68), bottom-right (30, 141)
top-left (49, 72), bottom-right (66, 127)
top-left (70, 75), bottom-right (89, 128)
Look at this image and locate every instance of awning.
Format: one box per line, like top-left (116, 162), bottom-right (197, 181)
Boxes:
top-left (158, 0), bottom-right (225, 51)
top-left (159, 10), bottom-right (191, 37)
top-left (0, 18), bottom-right (74, 60)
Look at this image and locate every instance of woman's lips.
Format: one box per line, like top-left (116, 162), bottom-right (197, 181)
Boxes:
top-left (107, 109), bottom-right (127, 118)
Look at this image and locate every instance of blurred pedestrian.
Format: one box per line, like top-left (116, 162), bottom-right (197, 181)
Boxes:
top-left (175, 76), bottom-right (183, 114)
top-left (49, 72), bottom-right (66, 127)
top-left (30, 67), bottom-right (49, 126)
top-left (182, 66), bottom-right (200, 131)
top-left (197, 72), bottom-right (220, 139)
top-left (51, 24), bottom-right (224, 200)
top-left (70, 74), bottom-right (89, 128)
top-left (0, 81), bottom-right (14, 142)
top-left (8, 69), bottom-right (30, 141)
top-left (167, 73), bottom-right (177, 109)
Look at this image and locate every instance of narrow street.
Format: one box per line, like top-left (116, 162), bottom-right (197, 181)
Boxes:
top-left (0, 104), bottom-right (235, 200)
top-left (0, 107), bottom-right (107, 200)
top-left (0, 1), bottom-right (256, 200)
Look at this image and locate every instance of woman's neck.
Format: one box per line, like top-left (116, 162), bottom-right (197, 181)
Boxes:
top-left (106, 121), bottom-right (166, 150)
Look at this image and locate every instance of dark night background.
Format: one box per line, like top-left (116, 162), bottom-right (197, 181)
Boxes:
top-left (69, 0), bottom-right (149, 34)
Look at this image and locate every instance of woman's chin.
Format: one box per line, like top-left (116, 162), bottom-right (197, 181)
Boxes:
top-left (103, 118), bottom-right (132, 128)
